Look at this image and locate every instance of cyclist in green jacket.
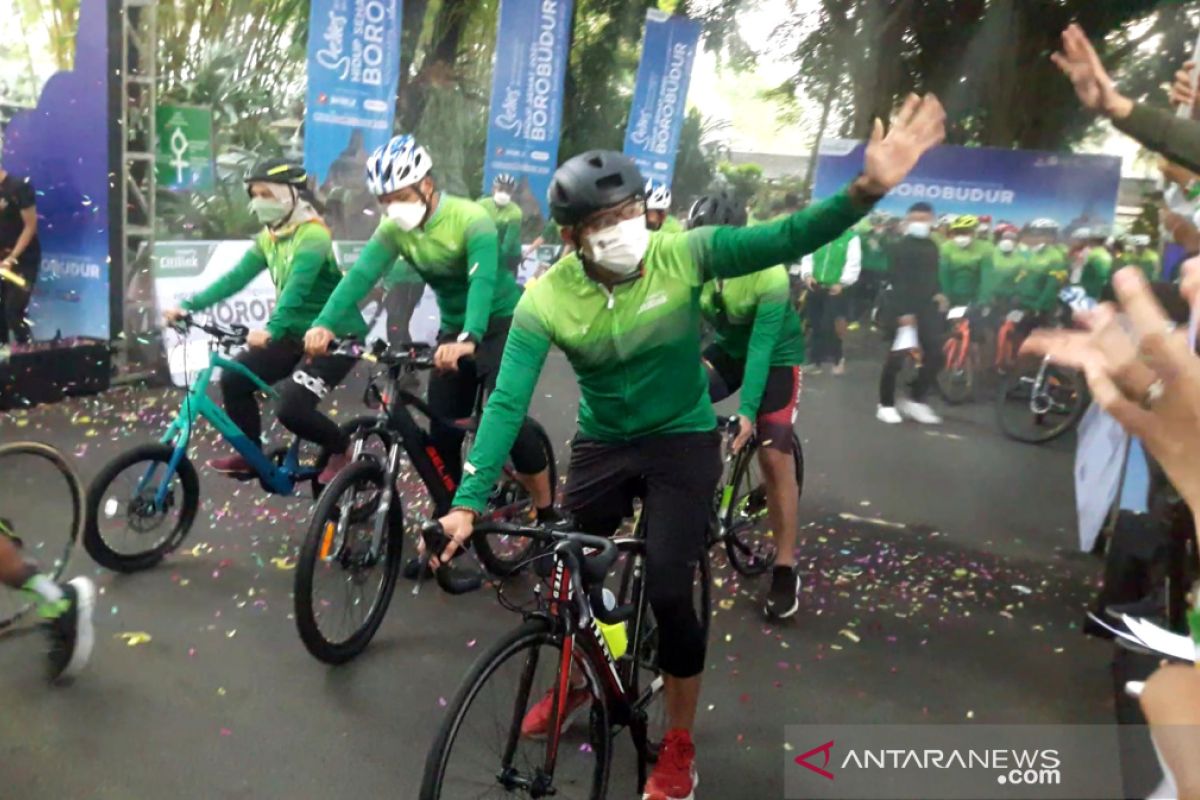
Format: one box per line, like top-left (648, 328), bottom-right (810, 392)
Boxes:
top-left (303, 135), bottom-right (553, 518)
top-left (1126, 234), bottom-right (1161, 282)
top-left (164, 159), bottom-right (366, 484)
top-left (979, 223), bottom-right (1026, 306)
top-left (645, 179), bottom-right (684, 233)
top-left (689, 192), bottom-right (806, 620)
top-left (1077, 228), bottom-right (1114, 301)
top-left (478, 173), bottom-right (524, 276)
top-left (1010, 218), bottom-right (1069, 320)
top-left (429, 93), bottom-right (945, 800)
top-left (939, 214), bottom-right (992, 306)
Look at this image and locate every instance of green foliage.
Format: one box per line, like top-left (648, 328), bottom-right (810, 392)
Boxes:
top-left (671, 108), bottom-right (723, 208)
top-left (717, 162), bottom-right (764, 203)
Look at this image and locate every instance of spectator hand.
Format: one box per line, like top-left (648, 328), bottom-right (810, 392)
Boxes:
top-left (1051, 24), bottom-right (1133, 119)
top-left (858, 93), bottom-right (946, 196)
top-left (1170, 61), bottom-right (1198, 113)
top-left (1022, 266), bottom-right (1200, 516)
top-left (247, 329), bottom-right (271, 349)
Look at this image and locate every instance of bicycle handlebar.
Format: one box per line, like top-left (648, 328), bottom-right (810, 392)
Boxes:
top-left (419, 520), bottom-right (627, 623)
top-left (327, 337), bottom-right (437, 369)
top-left (170, 313), bottom-right (249, 344)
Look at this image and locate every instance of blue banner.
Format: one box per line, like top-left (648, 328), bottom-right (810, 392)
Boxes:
top-left (623, 10), bottom-right (701, 186)
top-left (482, 0), bottom-right (575, 219)
top-left (812, 139), bottom-right (1122, 230)
top-left (304, 0), bottom-right (402, 186)
top-left (2, 0), bottom-right (110, 341)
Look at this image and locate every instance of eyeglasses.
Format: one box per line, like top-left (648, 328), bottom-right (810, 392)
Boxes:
top-left (579, 196), bottom-right (645, 236)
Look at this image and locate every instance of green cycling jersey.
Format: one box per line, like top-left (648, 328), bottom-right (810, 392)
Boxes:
top-left (184, 221), bottom-right (366, 340)
top-left (979, 248), bottom-right (1027, 305)
top-left (1078, 246), bottom-right (1113, 300)
top-left (451, 188), bottom-right (867, 512)
top-left (314, 195), bottom-right (521, 339)
top-left (939, 239), bottom-right (992, 306)
top-left (700, 266), bottom-right (805, 420)
top-left (657, 215), bottom-right (685, 234)
top-left (478, 197), bottom-right (524, 267)
top-left (1011, 246), bottom-right (1069, 313)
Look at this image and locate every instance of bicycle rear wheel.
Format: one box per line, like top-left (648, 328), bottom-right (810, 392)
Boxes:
top-left (937, 341), bottom-right (978, 405)
top-left (722, 434), bottom-right (803, 577)
top-left (420, 618), bottom-right (611, 799)
top-left (0, 442), bottom-right (83, 629)
top-left (474, 417), bottom-right (557, 577)
top-left (995, 357), bottom-right (1088, 444)
top-left (294, 459), bottom-right (403, 664)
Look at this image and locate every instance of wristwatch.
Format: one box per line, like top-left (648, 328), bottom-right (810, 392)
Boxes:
top-left (456, 332), bottom-right (479, 346)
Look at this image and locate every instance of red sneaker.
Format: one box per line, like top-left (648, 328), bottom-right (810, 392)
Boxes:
top-left (520, 686), bottom-right (592, 740)
top-left (207, 453), bottom-right (254, 475)
top-left (643, 729), bottom-right (698, 800)
top-left (318, 450), bottom-right (351, 485)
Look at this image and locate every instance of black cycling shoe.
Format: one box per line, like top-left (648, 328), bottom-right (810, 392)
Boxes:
top-left (764, 565), bottom-right (801, 620)
top-left (46, 577), bottom-right (96, 682)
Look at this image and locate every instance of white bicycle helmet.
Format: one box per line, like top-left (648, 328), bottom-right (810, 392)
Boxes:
top-left (366, 134), bottom-right (433, 196)
top-left (645, 179), bottom-right (672, 212)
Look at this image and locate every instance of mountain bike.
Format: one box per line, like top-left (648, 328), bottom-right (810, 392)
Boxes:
top-left (83, 315), bottom-right (346, 573)
top-left (993, 306), bottom-right (1026, 375)
top-left (712, 415), bottom-right (804, 576)
top-left (293, 339), bottom-right (557, 664)
top-left (936, 305), bottom-right (980, 404)
top-left (0, 442), bottom-right (83, 629)
top-left (418, 512), bottom-right (710, 799)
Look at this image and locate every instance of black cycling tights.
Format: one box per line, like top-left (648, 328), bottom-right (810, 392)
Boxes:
top-left (563, 431), bottom-right (722, 679)
top-left (220, 338), bottom-right (355, 453)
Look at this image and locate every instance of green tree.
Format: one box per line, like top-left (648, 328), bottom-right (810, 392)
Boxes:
top-left (717, 161), bottom-right (764, 204)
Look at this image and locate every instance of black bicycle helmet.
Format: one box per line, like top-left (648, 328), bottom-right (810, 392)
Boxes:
top-left (548, 150), bottom-right (645, 226)
top-left (687, 190), bottom-right (747, 229)
top-left (244, 158), bottom-right (309, 196)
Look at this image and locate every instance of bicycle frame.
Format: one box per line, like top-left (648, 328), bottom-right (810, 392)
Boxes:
top-left (138, 345), bottom-right (315, 511)
top-left (943, 318), bottom-right (972, 371)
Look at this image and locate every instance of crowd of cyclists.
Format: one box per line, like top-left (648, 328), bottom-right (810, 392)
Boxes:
top-left (9, 19), bottom-right (1200, 800)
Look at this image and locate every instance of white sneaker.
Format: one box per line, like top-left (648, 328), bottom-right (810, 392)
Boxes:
top-left (897, 398), bottom-right (942, 425)
top-left (876, 405), bottom-right (903, 424)
top-left (831, 359), bottom-right (846, 376)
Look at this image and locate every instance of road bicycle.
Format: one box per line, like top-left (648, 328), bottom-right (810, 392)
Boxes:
top-left (0, 442), bottom-right (83, 629)
top-left (712, 414), bottom-right (804, 576)
top-left (83, 315), bottom-right (344, 573)
top-left (993, 306), bottom-right (1027, 375)
top-left (418, 511), bottom-right (710, 799)
top-left (293, 339), bottom-right (557, 664)
top-left (936, 304), bottom-right (980, 405)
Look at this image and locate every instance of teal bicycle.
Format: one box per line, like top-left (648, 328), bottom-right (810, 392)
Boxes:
top-left (83, 315), bottom-right (350, 573)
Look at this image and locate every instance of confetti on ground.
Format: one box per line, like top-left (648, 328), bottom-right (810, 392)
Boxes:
top-left (115, 632), bottom-right (152, 646)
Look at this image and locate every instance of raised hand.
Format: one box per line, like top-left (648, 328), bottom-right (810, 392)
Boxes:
top-left (1169, 61), bottom-right (1197, 110)
top-left (859, 94), bottom-right (946, 195)
top-left (1050, 24), bottom-right (1132, 119)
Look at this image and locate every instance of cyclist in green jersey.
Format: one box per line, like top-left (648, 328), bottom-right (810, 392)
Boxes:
top-left (689, 192), bottom-right (806, 620)
top-left (0, 521), bottom-right (94, 681)
top-left (303, 135), bottom-right (553, 519)
top-left (1127, 234), bottom-right (1161, 281)
top-left (645, 179), bottom-right (684, 233)
top-left (478, 173), bottom-right (524, 276)
top-left (854, 212), bottom-right (892, 324)
top-left (1078, 228), bottom-right (1114, 301)
top-left (979, 223), bottom-right (1026, 306)
top-left (428, 93), bottom-right (945, 800)
top-left (164, 159), bottom-right (366, 484)
top-left (1010, 219), bottom-right (1069, 330)
top-left (939, 214), bottom-right (992, 306)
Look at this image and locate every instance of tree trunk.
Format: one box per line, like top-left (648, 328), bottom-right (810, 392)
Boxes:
top-left (803, 69), bottom-right (838, 201)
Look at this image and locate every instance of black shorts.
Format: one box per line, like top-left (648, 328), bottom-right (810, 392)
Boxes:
top-left (704, 344), bottom-right (800, 452)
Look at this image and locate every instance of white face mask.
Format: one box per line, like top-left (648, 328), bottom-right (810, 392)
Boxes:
top-left (387, 200), bottom-right (427, 232)
top-left (494, 191), bottom-right (512, 207)
top-left (953, 235), bottom-right (971, 248)
top-left (249, 197), bottom-right (290, 226)
top-left (905, 221), bottom-right (931, 239)
top-left (586, 215), bottom-right (651, 277)
top-left (998, 239), bottom-right (1016, 254)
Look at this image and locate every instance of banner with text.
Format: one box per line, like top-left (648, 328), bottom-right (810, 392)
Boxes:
top-left (482, 0), bottom-right (575, 221)
top-left (1, 0), bottom-right (110, 341)
top-left (304, 0), bottom-right (402, 191)
top-left (623, 10), bottom-right (701, 186)
top-left (812, 139), bottom-right (1121, 231)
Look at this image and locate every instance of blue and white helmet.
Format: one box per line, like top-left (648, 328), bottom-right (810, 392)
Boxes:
top-left (365, 135), bottom-right (433, 196)
top-left (645, 179), bottom-right (672, 212)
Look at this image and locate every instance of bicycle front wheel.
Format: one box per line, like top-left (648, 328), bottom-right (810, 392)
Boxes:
top-left (994, 358), bottom-right (1088, 444)
top-left (294, 459), bottom-right (403, 664)
top-left (0, 442), bottom-right (83, 628)
top-left (421, 618), bottom-right (611, 800)
top-left (937, 342), bottom-right (978, 405)
top-left (722, 434), bottom-right (803, 577)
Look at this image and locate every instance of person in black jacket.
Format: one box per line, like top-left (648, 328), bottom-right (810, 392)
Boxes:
top-left (877, 201), bottom-right (947, 425)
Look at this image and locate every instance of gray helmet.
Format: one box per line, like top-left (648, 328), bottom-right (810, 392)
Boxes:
top-left (687, 190), bottom-right (747, 229)
top-left (548, 150), bottom-right (645, 226)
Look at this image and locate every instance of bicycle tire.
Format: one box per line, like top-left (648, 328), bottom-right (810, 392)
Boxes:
top-left (84, 443), bottom-right (200, 573)
top-left (0, 442), bottom-right (83, 629)
top-left (294, 459), bottom-right (403, 664)
top-left (722, 434), bottom-right (802, 577)
top-left (937, 342), bottom-right (978, 405)
top-left (473, 416), bottom-right (557, 578)
top-left (420, 617), bottom-right (611, 800)
top-left (994, 363), bottom-right (1088, 444)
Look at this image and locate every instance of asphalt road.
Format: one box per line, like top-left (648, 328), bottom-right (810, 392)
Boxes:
top-left (0, 331), bottom-right (1116, 799)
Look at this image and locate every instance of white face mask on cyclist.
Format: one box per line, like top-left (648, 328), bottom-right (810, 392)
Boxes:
top-left (494, 191), bottom-right (512, 207)
top-left (905, 221), bottom-right (931, 239)
top-left (998, 239), bottom-right (1016, 254)
top-left (386, 200), bottom-right (427, 232)
top-left (953, 235), bottom-right (972, 248)
top-left (586, 215), bottom-right (650, 277)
